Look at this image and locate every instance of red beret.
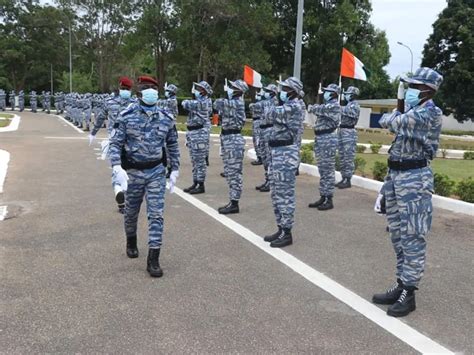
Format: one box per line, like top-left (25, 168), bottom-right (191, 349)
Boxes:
top-left (119, 76), bottom-right (133, 89)
top-left (137, 76), bottom-right (158, 86)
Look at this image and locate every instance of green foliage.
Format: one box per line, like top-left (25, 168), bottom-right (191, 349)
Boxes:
top-left (433, 173), bottom-right (456, 197)
top-left (354, 156), bottom-right (367, 176)
top-left (372, 161), bottom-right (387, 181)
top-left (356, 144), bottom-right (367, 153)
top-left (456, 177), bottom-right (474, 203)
top-left (301, 142), bottom-right (315, 152)
top-left (442, 130), bottom-right (474, 136)
top-left (300, 149), bottom-right (315, 165)
top-left (335, 153), bottom-right (341, 171)
top-left (421, 0), bottom-right (474, 122)
top-left (463, 151), bottom-right (474, 160)
top-left (57, 72), bottom-right (95, 93)
top-left (370, 143), bottom-right (382, 154)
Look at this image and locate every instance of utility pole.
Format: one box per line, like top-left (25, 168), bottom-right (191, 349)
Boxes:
top-left (51, 64), bottom-right (54, 94)
top-left (293, 0), bottom-right (304, 79)
top-left (69, 23), bottom-right (73, 93)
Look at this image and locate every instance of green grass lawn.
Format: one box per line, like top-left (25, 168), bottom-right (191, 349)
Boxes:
top-left (354, 153), bottom-right (474, 182)
top-left (0, 118), bottom-right (11, 127)
top-left (0, 113), bottom-right (13, 119)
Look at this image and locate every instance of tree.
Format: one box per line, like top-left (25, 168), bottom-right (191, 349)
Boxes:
top-left (422, 0), bottom-right (473, 122)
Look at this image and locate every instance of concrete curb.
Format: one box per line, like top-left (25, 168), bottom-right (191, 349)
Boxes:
top-left (0, 149), bottom-right (10, 194)
top-left (247, 148), bottom-right (473, 216)
top-left (0, 114), bottom-right (20, 132)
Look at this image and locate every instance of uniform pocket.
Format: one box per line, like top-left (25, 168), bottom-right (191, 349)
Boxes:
top-left (406, 197), bottom-right (433, 236)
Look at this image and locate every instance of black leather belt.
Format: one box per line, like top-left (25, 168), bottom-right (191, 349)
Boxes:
top-left (260, 124), bottom-right (273, 129)
top-left (187, 124), bottom-right (204, 131)
top-left (388, 159), bottom-right (427, 171)
top-left (253, 117), bottom-right (261, 120)
top-left (269, 139), bottom-right (294, 148)
top-left (221, 129), bottom-right (242, 136)
top-left (339, 124), bottom-right (355, 129)
top-left (121, 148), bottom-right (165, 171)
top-left (314, 128), bottom-right (337, 136)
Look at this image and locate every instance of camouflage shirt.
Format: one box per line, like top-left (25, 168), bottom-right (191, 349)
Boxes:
top-left (308, 98), bottom-right (341, 132)
top-left (214, 98), bottom-right (246, 130)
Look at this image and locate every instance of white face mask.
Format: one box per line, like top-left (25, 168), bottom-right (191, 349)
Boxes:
top-left (227, 88), bottom-right (234, 99)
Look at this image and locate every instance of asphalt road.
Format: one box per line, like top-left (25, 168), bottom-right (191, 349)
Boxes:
top-left (1, 112), bottom-right (472, 354)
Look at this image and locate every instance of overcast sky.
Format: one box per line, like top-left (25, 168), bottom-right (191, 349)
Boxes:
top-left (370, 0), bottom-right (447, 79)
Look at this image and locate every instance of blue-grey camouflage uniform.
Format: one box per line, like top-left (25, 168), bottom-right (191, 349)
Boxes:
top-left (44, 91), bottom-right (51, 114)
top-left (308, 86), bottom-right (341, 197)
top-left (82, 94), bottom-right (92, 129)
top-left (214, 95), bottom-right (246, 201)
top-left (0, 90), bottom-right (6, 111)
top-left (109, 102), bottom-right (180, 248)
top-left (9, 90), bottom-right (15, 110)
top-left (261, 96), bottom-right (278, 183)
top-left (30, 91), bottom-right (37, 112)
top-left (269, 83), bottom-right (304, 229)
top-left (379, 68), bottom-right (443, 288)
top-left (18, 90), bottom-right (25, 112)
top-left (182, 95), bottom-right (212, 184)
top-left (339, 87), bottom-right (360, 179)
top-left (92, 94), bottom-right (133, 136)
top-left (250, 99), bottom-right (265, 160)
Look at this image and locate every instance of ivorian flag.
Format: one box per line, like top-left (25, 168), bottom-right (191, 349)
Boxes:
top-left (244, 65), bottom-right (263, 88)
top-left (340, 48), bottom-right (368, 81)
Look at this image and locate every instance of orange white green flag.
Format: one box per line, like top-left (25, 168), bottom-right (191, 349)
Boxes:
top-left (244, 65), bottom-right (263, 88)
top-left (340, 48), bottom-right (368, 81)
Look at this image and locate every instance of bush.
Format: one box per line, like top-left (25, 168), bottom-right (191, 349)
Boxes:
top-left (300, 149), bottom-right (315, 164)
top-left (372, 161), bottom-right (388, 181)
top-left (301, 142), bottom-right (314, 152)
top-left (241, 128), bottom-right (252, 137)
top-left (440, 149), bottom-right (448, 158)
top-left (354, 156), bottom-right (367, 176)
top-left (456, 178), bottom-right (474, 203)
top-left (356, 145), bottom-right (366, 153)
top-left (463, 151), bottom-right (474, 160)
top-left (335, 153), bottom-right (341, 171)
top-left (370, 143), bottom-right (383, 154)
top-left (433, 173), bottom-right (455, 197)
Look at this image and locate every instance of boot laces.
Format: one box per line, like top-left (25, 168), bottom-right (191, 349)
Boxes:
top-left (397, 289), bottom-right (408, 303)
top-left (387, 281), bottom-right (399, 293)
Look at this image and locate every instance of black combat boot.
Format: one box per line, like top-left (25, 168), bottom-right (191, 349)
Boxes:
top-left (220, 172), bottom-right (227, 178)
top-left (336, 177), bottom-right (351, 189)
top-left (83, 126), bottom-right (90, 132)
top-left (147, 248), bottom-right (163, 278)
top-left (255, 182), bottom-right (266, 191)
top-left (205, 156), bottom-right (209, 166)
top-left (308, 196), bottom-right (325, 208)
top-left (166, 168), bottom-right (171, 179)
top-left (218, 200), bottom-right (239, 214)
top-left (264, 226), bottom-right (282, 242)
top-left (183, 181), bottom-right (197, 193)
top-left (317, 196), bottom-right (334, 211)
top-left (259, 181), bottom-right (270, 192)
top-left (270, 228), bottom-right (293, 248)
top-left (251, 157), bottom-right (263, 166)
top-left (126, 236), bottom-right (139, 258)
top-left (372, 279), bottom-right (403, 305)
top-left (189, 182), bottom-right (205, 194)
top-left (387, 286), bottom-right (417, 317)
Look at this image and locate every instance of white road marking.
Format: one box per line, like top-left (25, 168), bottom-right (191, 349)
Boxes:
top-left (44, 136), bottom-right (107, 140)
top-left (0, 149), bottom-right (10, 194)
top-left (170, 186), bottom-right (454, 355)
top-left (0, 205), bottom-right (7, 221)
top-left (54, 114), bottom-right (85, 134)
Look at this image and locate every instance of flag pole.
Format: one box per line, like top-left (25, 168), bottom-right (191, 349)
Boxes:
top-left (338, 75), bottom-right (342, 104)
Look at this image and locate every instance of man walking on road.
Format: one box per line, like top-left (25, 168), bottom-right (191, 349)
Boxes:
top-left (108, 75), bottom-right (180, 278)
top-left (9, 90), bottom-right (15, 111)
top-left (30, 91), bottom-right (37, 113)
top-left (372, 67), bottom-right (443, 317)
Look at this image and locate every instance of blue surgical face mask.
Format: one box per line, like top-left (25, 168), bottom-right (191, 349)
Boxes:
top-left (264, 92), bottom-right (272, 100)
top-left (405, 88), bottom-right (426, 107)
top-left (141, 88), bottom-right (158, 105)
top-left (165, 91), bottom-right (171, 98)
top-left (119, 90), bottom-right (131, 99)
top-left (227, 88), bottom-right (234, 99)
top-left (324, 91), bottom-right (333, 102)
top-left (194, 91), bottom-right (202, 99)
top-left (344, 94), bottom-right (352, 102)
top-left (256, 94), bottom-right (262, 101)
top-left (279, 91), bottom-right (288, 102)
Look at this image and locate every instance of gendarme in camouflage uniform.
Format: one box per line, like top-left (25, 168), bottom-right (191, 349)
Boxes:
top-left (372, 67), bottom-right (443, 318)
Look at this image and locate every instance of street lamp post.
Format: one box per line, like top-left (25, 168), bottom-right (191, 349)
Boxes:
top-left (397, 41), bottom-right (413, 74)
top-left (293, 0), bottom-right (304, 79)
top-left (69, 23), bottom-right (72, 93)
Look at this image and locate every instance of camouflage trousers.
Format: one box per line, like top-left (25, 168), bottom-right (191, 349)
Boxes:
top-left (252, 119), bottom-right (264, 160)
top-left (221, 134), bottom-right (245, 201)
top-left (45, 102), bottom-right (51, 113)
top-left (186, 129), bottom-right (209, 183)
top-left (261, 127), bottom-right (273, 182)
top-left (383, 167), bottom-right (434, 287)
top-left (18, 99), bottom-right (24, 111)
top-left (82, 108), bottom-right (92, 128)
top-left (314, 132), bottom-right (337, 196)
top-left (9, 99), bottom-right (15, 110)
top-left (270, 144), bottom-right (299, 229)
top-left (125, 164), bottom-right (167, 248)
top-left (338, 128), bottom-right (357, 179)
top-left (30, 101), bottom-right (37, 113)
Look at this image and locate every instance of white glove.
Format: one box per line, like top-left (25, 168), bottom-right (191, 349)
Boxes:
top-left (397, 81), bottom-right (406, 100)
top-left (113, 165), bottom-right (129, 191)
top-left (169, 170), bottom-right (179, 194)
top-left (88, 134), bottom-right (95, 146)
top-left (374, 193), bottom-right (385, 215)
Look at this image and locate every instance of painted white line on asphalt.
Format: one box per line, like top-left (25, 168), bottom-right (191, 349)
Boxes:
top-left (0, 205), bottom-right (7, 221)
top-left (43, 136), bottom-right (107, 140)
top-left (0, 114), bottom-right (21, 132)
top-left (54, 114), bottom-right (84, 134)
top-left (0, 149), bottom-right (10, 193)
top-left (171, 186), bottom-right (454, 355)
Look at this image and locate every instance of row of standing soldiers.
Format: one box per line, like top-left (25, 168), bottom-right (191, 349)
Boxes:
top-left (0, 89), bottom-right (67, 114)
